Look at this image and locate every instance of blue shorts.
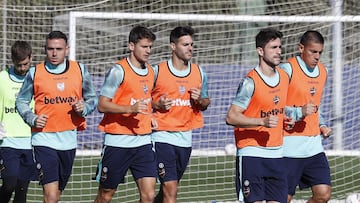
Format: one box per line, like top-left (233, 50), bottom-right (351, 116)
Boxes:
top-left (96, 144), bottom-right (157, 189)
top-left (33, 146), bottom-right (75, 191)
top-left (236, 156), bottom-right (287, 203)
top-left (154, 142), bottom-right (192, 182)
top-left (0, 147), bottom-right (37, 181)
top-left (285, 152), bottom-right (331, 195)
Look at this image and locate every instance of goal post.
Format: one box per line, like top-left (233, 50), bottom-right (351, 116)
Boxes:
top-left (65, 11), bottom-right (356, 150)
top-left (56, 10), bottom-right (360, 202)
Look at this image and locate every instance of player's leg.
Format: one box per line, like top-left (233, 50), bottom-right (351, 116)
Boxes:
top-left (263, 157), bottom-right (288, 203)
top-left (34, 146), bottom-right (74, 203)
top-left (94, 185), bottom-right (116, 203)
top-left (12, 179), bottom-right (30, 203)
top-left (131, 144), bottom-right (157, 203)
top-left (13, 149), bottom-right (36, 203)
top-left (0, 176), bottom-right (18, 202)
top-left (0, 147), bottom-right (22, 202)
top-left (153, 142), bottom-right (191, 203)
top-left (283, 157), bottom-right (304, 203)
top-left (136, 177), bottom-right (157, 203)
top-left (302, 153), bottom-right (331, 203)
top-left (309, 184), bottom-right (331, 203)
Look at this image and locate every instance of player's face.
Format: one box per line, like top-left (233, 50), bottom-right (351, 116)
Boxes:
top-left (14, 55), bottom-right (32, 76)
top-left (299, 42), bottom-right (323, 69)
top-left (171, 35), bottom-right (193, 62)
top-left (261, 38), bottom-right (282, 67)
top-left (45, 38), bottom-right (69, 66)
top-left (129, 38), bottom-right (153, 65)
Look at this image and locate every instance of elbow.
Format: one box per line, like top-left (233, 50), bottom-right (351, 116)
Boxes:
top-left (225, 116), bottom-right (234, 126)
top-left (97, 105), bottom-right (105, 113)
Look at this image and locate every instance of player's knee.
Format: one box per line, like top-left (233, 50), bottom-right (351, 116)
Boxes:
top-left (95, 188), bottom-right (115, 203)
top-left (139, 190), bottom-right (155, 203)
top-left (162, 182), bottom-right (178, 200)
top-left (312, 189), bottom-right (331, 203)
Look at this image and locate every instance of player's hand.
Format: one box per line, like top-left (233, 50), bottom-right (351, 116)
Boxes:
top-left (302, 101), bottom-right (316, 117)
top-left (283, 116), bottom-right (295, 130)
top-left (0, 122), bottom-right (6, 140)
top-left (158, 94), bottom-right (172, 110)
top-left (131, 99), bottom-right (148, 114)
top-left (35, 114), bottom-right (49, 129)
top-left (189, 87), bottom-right (201, 102)
top-left (70, 98), bottom-right (84, 115)
top-left (320, 126), bottom-right (332, 139)
top-left (262, 115), bottom-right (278, 128)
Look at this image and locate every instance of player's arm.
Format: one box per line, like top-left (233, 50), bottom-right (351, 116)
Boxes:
top-left (190, 66), bottom-right (210, 111)
top-left (318, 104), bottom-right (332, 138)
top-left (15, 68), bottom-right (37, 127)
top-left (226, 104), bottom-right (278, 128)
top-left (80, 64), bottom-right (98, 116)
top-left (226, 77), bottom-right (278, 128)
top-left (97, 65), bottom-right (147, 114)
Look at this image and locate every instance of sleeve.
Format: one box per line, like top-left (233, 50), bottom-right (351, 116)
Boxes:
top-left (285, 106), bottom-right (303, 121)
top-left (80, 63), bottom-right (98, 117)
top-left (15, 67), bottom-right (37, 127)
top-left (152, 64), bottom-right (159, 86)
top-left (199, 66), bottom-right (209, 99)
top-left (99, 64), bottom-right (124, 99)
top-left (231, 77), bottom-right (254, 110)
top-left (279, 62), bottom-right (292, 78)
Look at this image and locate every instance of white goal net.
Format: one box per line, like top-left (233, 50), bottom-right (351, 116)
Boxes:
top-left (1, 0), bottom-right (360, 202)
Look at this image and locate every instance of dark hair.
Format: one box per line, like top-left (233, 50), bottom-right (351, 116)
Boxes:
top-left (11, 41), bottom-right (32, 63)
top-left (255, 28), bottom-right (283, 48)
top-left (170, 26), bottom-right (194, 43)
top-left (129, 25), bottom-right (156, 44)
top-left (46, 31), bottom-right (68, 44)
top-left (300, 30), bottom-right (324, 45)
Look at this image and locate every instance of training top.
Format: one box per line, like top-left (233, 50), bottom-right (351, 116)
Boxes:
top-left (280, 55), bottom-right (328, 158)
top-left (32, 60), bottom-right (86, 132)
top-left (284, 56), bottom-right (327, 137)
top-left (234, 67), bottom-right (289, 149)
top-left (15, 59), bottom-right (98, 150)
top-left (0, 68), bottom-right (35, 149)
top-left (98, 58), bottom-right (154, 135)
top-left (152, 61), bottom-right (204, 131)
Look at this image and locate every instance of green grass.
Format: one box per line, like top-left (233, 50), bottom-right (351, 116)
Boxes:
top-left (9, 155), bottom-right (360, 202)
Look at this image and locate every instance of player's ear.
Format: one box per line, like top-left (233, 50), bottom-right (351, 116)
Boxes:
top-left (256, 47), bottom-right (263, 57)
top-left (298, 43), bottom-right (304, 54)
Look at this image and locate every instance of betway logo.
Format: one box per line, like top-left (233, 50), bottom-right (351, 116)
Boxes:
top-left (171, 98), bottom-right (191, 107)
top-left (260, 108), bottom-right (284, 118)
top-left (5, 107), bottom-right (18, 113)
top-left (44, 96), bottom-right (77, 104)
top-left (5, 107), bottom-right (33, 113)
top-left (130, 98), bottom-right (152, 105)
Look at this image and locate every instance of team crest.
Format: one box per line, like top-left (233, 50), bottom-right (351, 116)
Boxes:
top-left (273, 95), bottom-right (280, 105)
top-left (57, 82), bottom-right (65, 91)
top-left (310, 86), bottom-right (316, 96)
top-left (179, 85), bottom-right (186, 95)
top-left (143, 84), bottom-right (148, 94)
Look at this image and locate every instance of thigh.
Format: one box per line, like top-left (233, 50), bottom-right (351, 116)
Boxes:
top-left (130, 144), bottom-right (157, 181)
top-left (155, 142), bottom-right (190, 182)
top-left (57, 149), bottom-right (76, 191)
top-left (97, 146), bottom-right (131, 189)
top-left (34, 146), bottom-right (65, 187)
top-left (0, 147), bottom-right (21, 177)
top-left (19, 149), bottom-right (37, 181)
top-left (284, 157), bottom-right (304, 196)
top-left (239, 156), bottom-right (287, 203)
top-left (300, 152), bottom-right (331, 189)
